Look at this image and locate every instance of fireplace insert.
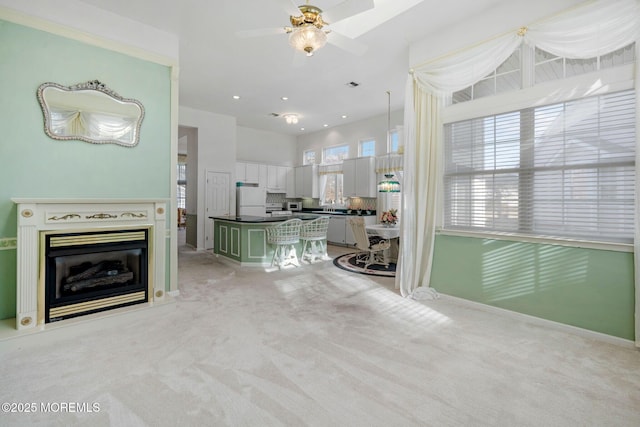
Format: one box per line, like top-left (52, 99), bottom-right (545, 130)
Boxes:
top-left (44, 228), bottom-right (149, 322)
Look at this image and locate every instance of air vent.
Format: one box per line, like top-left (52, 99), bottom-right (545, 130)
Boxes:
top-left (346, 81), bottom-right (360, 88)
top-left (269, 112), bottom-right (280, 117)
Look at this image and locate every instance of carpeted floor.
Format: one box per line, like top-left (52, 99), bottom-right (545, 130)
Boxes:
top-left (1, 241), bottom-right (639, 426)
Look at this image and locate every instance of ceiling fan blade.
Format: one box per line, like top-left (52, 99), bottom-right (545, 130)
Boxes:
top-left (236, 27), bottom-right (288, 38)
top-left (322, 0), bottom-right (375, 24)
top-left (273, 0), bottom-right (302, 17)
top-left (326, 31), bottom-right (368, 56)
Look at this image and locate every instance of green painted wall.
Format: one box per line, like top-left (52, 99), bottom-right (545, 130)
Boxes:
top-left (430, 234), bottom-right (635, 340)
top-left (0, 20), bottom-right (172, 320)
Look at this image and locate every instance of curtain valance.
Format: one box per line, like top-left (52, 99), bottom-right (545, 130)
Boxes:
top-left (411, 0), bottom-right (639, 96)
top-left (375, 154), bottom-right (403, 174)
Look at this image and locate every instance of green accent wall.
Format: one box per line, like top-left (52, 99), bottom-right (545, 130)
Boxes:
top-left (0, 19), bottom-right (172, 320)
top-left (430, 234), bottom-right (635, 340)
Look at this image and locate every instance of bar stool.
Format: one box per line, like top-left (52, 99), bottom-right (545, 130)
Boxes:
top-left (266, 218), bottom-right (302, 268)
top-left (300, 216), bottom-right (330, 263)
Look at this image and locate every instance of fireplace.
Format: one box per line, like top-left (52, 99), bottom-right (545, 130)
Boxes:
top-left (12, 198), bottom-right (167, 330)
top-left (44, 228), bottom-right (149, 323)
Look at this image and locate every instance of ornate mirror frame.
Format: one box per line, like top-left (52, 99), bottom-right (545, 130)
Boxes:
top-left (37, 80), bottom-right (145, 147)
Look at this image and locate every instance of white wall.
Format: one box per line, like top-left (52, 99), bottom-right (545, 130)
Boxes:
top-left (236, 126), bottom-right (297, 166)
top-left (0, 0), bottom-right (178, 61)
top-left (409, 0), bottom-right (585, 67)
top-left (179, 106), bottom-right (236, 250)
top-left (296, 110), bottom-right (403, 164)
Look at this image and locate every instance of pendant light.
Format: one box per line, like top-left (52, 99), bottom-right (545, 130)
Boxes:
top-left (378, 90), bottom-right (400, 193)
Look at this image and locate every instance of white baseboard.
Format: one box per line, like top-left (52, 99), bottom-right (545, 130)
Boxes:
top-left (438, 293), bottom-right (635, 349)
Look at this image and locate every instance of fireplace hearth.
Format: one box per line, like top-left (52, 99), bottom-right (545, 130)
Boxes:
top-left (45, 229), bottom-right (149, 322)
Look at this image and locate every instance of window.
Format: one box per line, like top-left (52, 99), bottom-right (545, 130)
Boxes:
top-left (535, 44), bottom-right (635, 85)
top-left (321, 145), bottom-right (349, 205)
top-left (323, 145), bottom-right (349, 163)
top-left (444, 89), bottom-right (636, 243)
top-left (452, 44), bottom-right (635, 104)
top-left (303, 150), bottom-right (316, 165)
top-left (453, 49), bottom-right (522, 104)
top-left (177, 162), bottom-right (187, 209)
top-left (359, 138), bottom-right (375, 157)
top-left (388, 130), bottom-right (399, 153)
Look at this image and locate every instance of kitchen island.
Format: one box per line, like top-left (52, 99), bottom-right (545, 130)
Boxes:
top-left (209, 214), bottom-right (321, 266)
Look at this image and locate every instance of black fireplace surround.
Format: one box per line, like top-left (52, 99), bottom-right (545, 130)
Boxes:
top-left (45, 228), bottom-right (149, 322)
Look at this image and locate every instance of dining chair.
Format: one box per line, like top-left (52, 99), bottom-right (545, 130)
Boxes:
top-left (348, 217), bottom-right (390, 269)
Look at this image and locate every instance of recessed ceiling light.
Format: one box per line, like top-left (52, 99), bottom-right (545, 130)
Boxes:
top-left (300, 127), bottom-right (305, 131)
top-left (232, 95), bottom-right (240, 100)
top-left (281, 96), bottom-right (289, 101)
top-left (323, 124), bottom-right (329, 127)
top-left (341, 115), bottom-right (347, 119)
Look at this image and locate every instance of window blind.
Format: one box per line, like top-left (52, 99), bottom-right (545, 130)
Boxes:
top-left (443, 89), bottom-right (636, 243)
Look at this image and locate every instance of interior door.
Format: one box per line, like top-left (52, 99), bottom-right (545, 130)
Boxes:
top-left (205, 171), bottom-right (230, 250)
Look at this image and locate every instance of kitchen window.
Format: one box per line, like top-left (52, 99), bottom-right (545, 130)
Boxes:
top-left (303, 150), bottom-right (316, 165)
top-left (389, 130), bottom-right (399, 153)
top-left (321, 145), bottom-right (349, 205)
top-left (359, 138), bottom-right (375, 157)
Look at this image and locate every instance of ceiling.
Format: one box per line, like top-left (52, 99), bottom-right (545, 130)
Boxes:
top-left (74, 0), bottom-right (512, 135)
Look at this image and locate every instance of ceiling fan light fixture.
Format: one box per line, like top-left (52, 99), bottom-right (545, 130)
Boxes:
top-left (289, 24), bottom-right (327, 56)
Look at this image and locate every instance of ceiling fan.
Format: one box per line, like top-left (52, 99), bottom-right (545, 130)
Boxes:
top-left (237, 0), bottom-right (375, 57)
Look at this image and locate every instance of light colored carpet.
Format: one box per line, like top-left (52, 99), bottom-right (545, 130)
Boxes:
top-left (1, 243), bottom-right (639, 426)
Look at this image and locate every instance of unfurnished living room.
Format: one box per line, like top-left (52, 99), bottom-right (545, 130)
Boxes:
top-left (1, 0), bottom-right (640, 426)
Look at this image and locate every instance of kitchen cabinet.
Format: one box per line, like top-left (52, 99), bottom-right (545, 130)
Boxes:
top-left (286, 167), bottom-right (296, 198)
top-left (294, 165), bottom-right (318, 198)
top-left (267, 165), bottom-right (290, 193)
top-left (326, 214), bottom-right (376, 246)
top-left (327, 216), bottom-right (347, 245)
top-left (343, 157), bottom-right (376, 198)
top-left (235, 162), bottom-right (267, 188)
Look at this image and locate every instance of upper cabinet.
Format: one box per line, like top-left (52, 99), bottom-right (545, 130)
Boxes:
top-left (343, 157), bottom-right (376, 198)
top-left (267, 165), bottom-right (290, 193)
top-left (236, 162), bottom-right (267, 187)
top-left (294, 165), bottom-right (318, 198)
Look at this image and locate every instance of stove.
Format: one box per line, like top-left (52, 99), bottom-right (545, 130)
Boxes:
top-left (265, 202), bottom-right (284, 213)
top-left (266, 202), bottom-right (292, 217)
top-left (269, 210), bottom-right (292, 217)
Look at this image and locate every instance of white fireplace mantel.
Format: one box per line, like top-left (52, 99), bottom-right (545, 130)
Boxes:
top-left (12, 198), bottom-right (168, 330)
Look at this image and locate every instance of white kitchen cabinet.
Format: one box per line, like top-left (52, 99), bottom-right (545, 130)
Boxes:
top-left (235, 162), bottom-right (246, 183)
top-left (294, 165), bottom-right (318, 198)
top-left (245, 163), bottom-right (261, 183)
top-left (326, 214), bottom-right (376, 246)
top-left (236, 162), bottom-right (267, 187)
top-left (343, 157), bottom-right (376, 198)
top-left (267, 165), bottom-right (289, 193)
top-left (285, 167), bottom-right (296, 198)
top-left (327, 216), bottom-right (346, 245)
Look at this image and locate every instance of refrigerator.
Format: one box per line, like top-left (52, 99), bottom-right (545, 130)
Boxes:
top-left (236, 185), bottom-right (266, 216)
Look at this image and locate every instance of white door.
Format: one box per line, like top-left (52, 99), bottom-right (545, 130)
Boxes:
top-left (205, 171), bottom-right (230, 250)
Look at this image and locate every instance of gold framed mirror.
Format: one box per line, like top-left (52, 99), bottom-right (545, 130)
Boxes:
top-left (37, 80), bottom-right (145, 147)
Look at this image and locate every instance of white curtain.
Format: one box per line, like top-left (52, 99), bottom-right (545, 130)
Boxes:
top-left (317, 163), bottom-right (343, 205)
top-left (401, 0), bottom-right (640, 315)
